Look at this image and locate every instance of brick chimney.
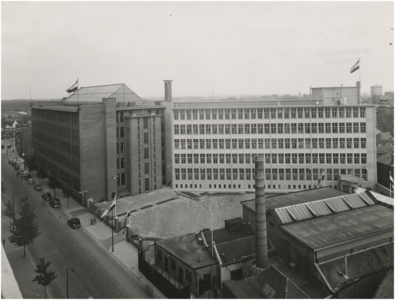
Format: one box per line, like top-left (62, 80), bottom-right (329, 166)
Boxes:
top-left (255, 155), bottom-right (269, 269)
top-left (164, 80), bottom-right (173, 101)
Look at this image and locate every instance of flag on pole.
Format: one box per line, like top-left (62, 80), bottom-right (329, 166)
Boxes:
top-left (100, 195), bottom-right (116, 219)
top-left (123, 203), bottom-right (132, 233)
top-left (317, 171), bottom-right (325, 187)
top-left (66, 79), bottom-right (79, 93)
top-left (350, 60), bottom-right (360, 73)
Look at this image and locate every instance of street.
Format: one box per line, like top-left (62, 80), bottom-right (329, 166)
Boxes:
top-left (1, 143), bottom-right (157, 299)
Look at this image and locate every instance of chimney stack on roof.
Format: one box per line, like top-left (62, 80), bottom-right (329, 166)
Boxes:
top-left (255, 155), bottom-right (269, 269)
top-left (164, 80), bottom-right (173, 101)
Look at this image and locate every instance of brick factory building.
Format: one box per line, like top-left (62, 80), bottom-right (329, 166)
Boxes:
top-left (31, 83), bottom-right (168, 204)
top-left (171, 99), bottom-right (377, 194)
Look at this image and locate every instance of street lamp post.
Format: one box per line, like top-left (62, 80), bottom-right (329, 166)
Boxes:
top-left (66, 268), bottom-right (74, 298)
top-left (12, 191), bottom-right (15, 231)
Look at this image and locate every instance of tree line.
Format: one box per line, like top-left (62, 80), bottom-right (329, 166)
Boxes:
top-left (3, 156), bottom-right (74, 298)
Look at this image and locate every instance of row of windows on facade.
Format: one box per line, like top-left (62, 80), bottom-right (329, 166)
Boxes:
top-left (58, 167), bottom-right (80, 191)
top-left (156, 250), bottom-right (193, 284)
top-left (34, 139), bottom-right (80, 158)
top-left (174, 122), bottom-right (366, 135)
top-left (175, 183), bottom-right (342, 191)
top-left (33, 110), bottom-right (79, 125)
top-left (173, 107), bottom-right (366, 120)
top-left (175, 153), bottom-right (367, 165)
top-left (34, 124), bottom-right (79, 141)
top-left (174, 168), bottom-right (368, 181)
top-left (116, 111), bottom-right (164, 123)
top-left (46, 149), bottom-right (80, 173)
top-left (174, 137), bottom-right (367, 150)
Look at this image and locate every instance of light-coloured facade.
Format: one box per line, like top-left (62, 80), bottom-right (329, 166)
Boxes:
top-left (171, 102), bottom-right (377, 194)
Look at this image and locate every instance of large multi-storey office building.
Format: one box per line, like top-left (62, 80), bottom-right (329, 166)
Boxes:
top-left (171, 100), bottom-right (377, 193)
top-left (31, 83), bottom-right (166, 203)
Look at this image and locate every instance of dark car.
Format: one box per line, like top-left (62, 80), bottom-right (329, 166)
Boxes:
top-left (49, 198), bottom-right (61, 208)
top-left (67, 218), bottom-right (81, 229)
top-left (1, 145), bottom-right (4, 149)
top-left (42, 192), bottom-right (52, 201)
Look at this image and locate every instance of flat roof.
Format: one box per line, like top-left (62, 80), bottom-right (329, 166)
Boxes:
top-left (156, 233), bottom-right (217, 269)
top-left (32, 106), bottom-right (79, 112)
top-left (116, 105), bottom-right (165, 111)
top-left (311, 86), bottom-right (358, 89)
top-left (281, 205), bottom-right (394, 250)
top-left (241, 187), bottom-right (347, 212)
top-left (172, 101), bottom-right (375, 109)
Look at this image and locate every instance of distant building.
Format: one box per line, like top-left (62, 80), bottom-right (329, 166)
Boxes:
top-left (372, 85), bottom-right (383, 103)
top-left (377, 106), bottom-right (394, 136)
top-left (15, 128), bottom-right (32, 158)
top-left (311, 82), bottom-right (361, 105)
top-left (376, 152), bottom-right (394, 196)
top-left (31, 83), bottom-right (167, 204)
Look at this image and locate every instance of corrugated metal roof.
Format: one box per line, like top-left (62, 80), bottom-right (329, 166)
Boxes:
top-left (325, 197), bottom-right (349, 212)
top-left (281, 205), bottom-right (394, 250)
top-left (273, 193), bottom-right (374, 225)
top-left (341, 194), bottom-right (366, 209)
top-left (242, 187), bottom-right (347, 212)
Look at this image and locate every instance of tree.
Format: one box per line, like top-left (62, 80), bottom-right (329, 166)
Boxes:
top-left (48, 174), bottom-right (61, 199)
top-left (25, 156), bottom-right (37, 173)
top-left (4, 199), bottom-right (15, 229)
top-left (8, 197), bottom-right (41, 257)
top-left (36, 166), bottom-right (47, 185)
top-left (32, 257), bottom-right (57, 299)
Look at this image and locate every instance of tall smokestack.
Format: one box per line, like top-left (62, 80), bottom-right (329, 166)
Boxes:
top-left (255, 155), bottom-right (269, 269)
top-left (164, 80), bottom-right (173, 101)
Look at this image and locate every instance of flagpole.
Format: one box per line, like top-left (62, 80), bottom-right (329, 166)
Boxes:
top-left (112, 206), bottom-right (114, 252)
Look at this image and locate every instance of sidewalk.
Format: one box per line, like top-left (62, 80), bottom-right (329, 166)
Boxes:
top-left (1, 186), bottom-right (44, 298)
top-left (58, 193), bottom-right (166, 299)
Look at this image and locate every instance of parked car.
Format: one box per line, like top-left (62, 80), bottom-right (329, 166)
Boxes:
top-left (34, 185), bottom-right (42, 191)
top-left (49, 198), bottom-right (61, 208)
top-left (14, 164), bottom-right (20, 171)
top-left (42, 193), bottom-right (52, 201)
top-left (67, 218), bottom-right (81, 229)
top-left (27, 178), bottom-right (35, 185)
top-left (23, 173), bottom-right (31, 180)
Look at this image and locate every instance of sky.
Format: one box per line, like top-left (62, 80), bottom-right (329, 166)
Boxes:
top-left (1, 1), bottom-right (394, 100)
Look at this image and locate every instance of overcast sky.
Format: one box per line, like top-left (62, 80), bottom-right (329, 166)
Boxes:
top-left (1, 1), bottom-right (394, 100)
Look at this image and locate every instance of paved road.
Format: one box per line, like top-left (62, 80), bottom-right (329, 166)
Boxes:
top-left (2, 147), bottom-right (157, 299)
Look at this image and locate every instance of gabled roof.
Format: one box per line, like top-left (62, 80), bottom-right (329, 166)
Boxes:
top-left (241, 187), bottom-right (346, 213)
top-left (246, 265), bottom-right (310, 298)
top-left (318, 243), bottom-right (393, 292)
top-left (65, 83), bottom-right (144, 104)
